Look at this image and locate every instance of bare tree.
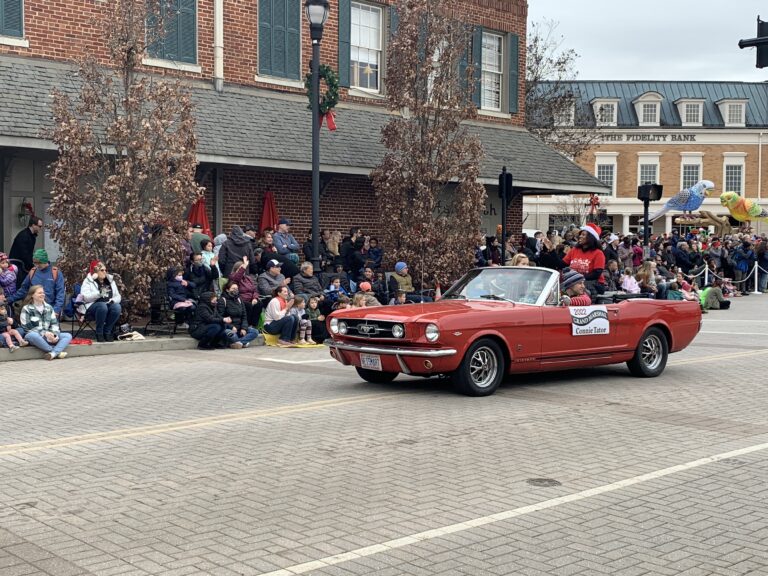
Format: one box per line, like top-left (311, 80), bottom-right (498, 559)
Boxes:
top-left (48, 0), bottom-right (204, 316)
top-left (371, 0), bottom-right (486, 288)
top-left (525, 19), bottom-right (600, 160)
top-left (552, 195), bottom-right (611, 231)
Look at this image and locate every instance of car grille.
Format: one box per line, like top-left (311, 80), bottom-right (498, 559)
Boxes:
top-left (343, 319), bottom-right (402, 339)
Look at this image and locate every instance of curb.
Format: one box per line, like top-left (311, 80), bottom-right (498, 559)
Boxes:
top-left (0, 334), bottom-right (266, 362)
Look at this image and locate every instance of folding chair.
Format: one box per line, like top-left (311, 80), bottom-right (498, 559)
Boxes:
top-left (143, 279), bottom-right (179, 337)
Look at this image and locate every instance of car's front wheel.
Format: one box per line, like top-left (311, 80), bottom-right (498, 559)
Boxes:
top-left (355, 367), bottom-right (398, 383)
top-left (452, 338), bottom-right (505, 396)
top-left (627, 327), bottom-right (668, 377)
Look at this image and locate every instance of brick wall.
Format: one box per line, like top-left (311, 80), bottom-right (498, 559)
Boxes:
top-left (1, 0), bottom-right (526, 125)
top-left (199, 167), bottom-right (523, 249)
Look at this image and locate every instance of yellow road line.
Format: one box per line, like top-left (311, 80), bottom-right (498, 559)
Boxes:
top-left (0, 393), bottom-right (401, 456)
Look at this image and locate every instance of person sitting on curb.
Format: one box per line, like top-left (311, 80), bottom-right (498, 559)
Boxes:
top-left (288, 295), bottom-right (316, 345)
top-left (189, 291), bottom-right (229, 350)
top-left (79, 261), bottom-right (122, 342)
top-left (220, 281), bottom-right (259, 348)
top-left (306, 296), bottom-right (328, 341)
top-left (11, 249), bottom-right (66, 317)
top-left (0, 299), bottom-right (27, 351)
top-left (263, 286), bottom-right (298, 346)
top-left (19, 284), bottom-right (73, 360)
top-left (700, 278), bottom-right (731, 311)
top-left (560, 268), bottom-right (592, 306)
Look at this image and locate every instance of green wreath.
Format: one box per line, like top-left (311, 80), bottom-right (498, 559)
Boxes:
top-left (305, 63), bottom-right (339, 114)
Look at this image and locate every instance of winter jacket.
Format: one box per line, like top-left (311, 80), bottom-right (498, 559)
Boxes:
top-left (184, 261), bottom-right (219, 299)
top-left (273, 231), bottom-right (300, 256)
top-left (219, 294), bottom-right (248, 332)
top-left (672, 247), bottom-right (693, 274)
top-left (229, 266), bottom-right (258, 302)
top-left (166, 267), bottom-right (195, 306)
top-left (257, 271), bottom-right (285, 297)
top-left (218, 226), bottom-right (258, 277)
top-left (617, 243), bottom-right (634, 270)
top-left (20, 301), bottom-right (61, 334)
top-left (292, 273), bottom-right (324, 298)
top-left (733, 246), bottom-right (756, 273)
top-left (0, 263), bottom-right (18, 299)
top-left (78, 273), bottom-right (122, 313)
top-left (13, 265), bottom-right (66, 315)
top-left (367, 246), bottom-right (383, 269)
top-left (9, 227), bottom-right (38, 272)
top-left (189, 293), bottom-right (225, 338)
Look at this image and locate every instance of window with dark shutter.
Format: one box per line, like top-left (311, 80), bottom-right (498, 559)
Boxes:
top-left (147, 0), bottom-right (197, 64)
top-left (0, 0), bottom-right (24, 38)
top-left (258, 0), bottom-right (301, 80)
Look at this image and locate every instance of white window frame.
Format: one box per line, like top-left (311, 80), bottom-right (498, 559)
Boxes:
top-left (675, 98), bottom-right (705, 127)
top-left (594, 152), bottom-right (619, 196)
top-left (350, 2), bottom-right (383, 93)
top-left (480, 31), bottom-right (504, 112)
top-left (591, 98), bottom-right (619, 127)
top-left (679, 152), bottom-right (704, 190)
top-left (722, 152), bottom-right (747, 196)
top-left (716, 98), bottom-right (748, 127)
top-left (637, 151), bottom-right (661, 186)
top-left (633, 91), bottom-right (662, 127)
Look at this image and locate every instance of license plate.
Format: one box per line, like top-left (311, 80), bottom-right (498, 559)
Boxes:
top-left (360, 353), bottom-right (382, 371)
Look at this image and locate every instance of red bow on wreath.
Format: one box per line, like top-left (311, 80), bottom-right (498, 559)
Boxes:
top-left (588, 193), bottom-right (600, 216)
top-left (319, 110), bottom-right (337, 131)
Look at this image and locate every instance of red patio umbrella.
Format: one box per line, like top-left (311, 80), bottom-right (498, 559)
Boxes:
top-left (260, 190), bottom-right (279, 233)
top-left (187, 197), bottom-right (212, 238)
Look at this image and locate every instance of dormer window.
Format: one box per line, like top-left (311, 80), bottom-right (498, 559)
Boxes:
top-left (633, 91), bottom-right (663, 127)
top-left (716, 98), bottom-right (748, 127)
top-left (591, 98), bottom-right (619, 127)
top-left (674, 98), bottom-right (704, 127)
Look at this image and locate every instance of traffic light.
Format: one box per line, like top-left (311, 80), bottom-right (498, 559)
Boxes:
top-left (637, 183), bottom-right (663, 201)
top-left (738, 17), bottom-right (768, 69)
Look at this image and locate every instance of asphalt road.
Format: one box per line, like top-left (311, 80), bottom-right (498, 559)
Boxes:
top-left (1, 295), bottom-right (768, 576)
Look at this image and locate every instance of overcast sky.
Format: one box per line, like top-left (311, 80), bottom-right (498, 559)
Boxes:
top-left (527, 0), bottom-right (768, 82)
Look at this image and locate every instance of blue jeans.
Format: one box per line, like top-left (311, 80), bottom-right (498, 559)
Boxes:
top-left (25, 331), bottom-right (72, 355)
top-left (264, 316), bottom-right (298, 341)
top-left (86, 302), bottom-right (122, 335)
top-left (225, 326), bottom-right (259, 346)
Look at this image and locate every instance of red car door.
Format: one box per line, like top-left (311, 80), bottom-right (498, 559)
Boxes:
top-left (539, 303), bottom-right (624, 367)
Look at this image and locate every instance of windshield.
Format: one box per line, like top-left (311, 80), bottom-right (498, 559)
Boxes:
top-left (443, 267), bottom-right (556, 305)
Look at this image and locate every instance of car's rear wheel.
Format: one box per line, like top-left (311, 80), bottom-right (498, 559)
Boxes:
top-left (627, 327), bottom-right (668, 377)
top-left (355, 367), bottom-right (398, 383)
top-left (452, 338), bottom-right (505, 396)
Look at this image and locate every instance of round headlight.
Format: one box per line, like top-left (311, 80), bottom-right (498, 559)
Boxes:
top-left (392, 324), bottom-right (404, 338)
top-left (330, 317), bottom-right (339, 334)
top-left (338, 321), bottom-right (348, 335)
top-left (425, 323), bottom-right (440, 342)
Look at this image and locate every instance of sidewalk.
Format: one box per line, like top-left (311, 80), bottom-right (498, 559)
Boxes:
top-left (0, 333), bottom-right (265, 362)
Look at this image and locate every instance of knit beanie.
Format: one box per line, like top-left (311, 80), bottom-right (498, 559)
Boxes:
top-left (561, 268), bottom-right (585, 291)
top-left (359, 282), bottom-right (372, 292)
top-left (89, 260), bottom-right (102, 274)
top-left (395, 262), bottom-right (408, 273)
top-left (33, 248), bottom-right (49, 264)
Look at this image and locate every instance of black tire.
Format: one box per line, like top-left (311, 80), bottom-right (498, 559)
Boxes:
top-left (355, 367), bottom-right (398, 383)
top-left (452, 338), bottom-right (505, 396)
top-left (627, 327), bottom-right (668, 377)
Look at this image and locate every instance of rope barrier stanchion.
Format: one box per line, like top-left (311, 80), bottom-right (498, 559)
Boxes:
top-left (752, 261), bottom-right (762, 295)
top-left (704, 266), bottom-right (709, 287)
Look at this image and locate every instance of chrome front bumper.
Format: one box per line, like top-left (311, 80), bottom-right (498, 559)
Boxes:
top-left (325, 339), bottom-right (457, 374)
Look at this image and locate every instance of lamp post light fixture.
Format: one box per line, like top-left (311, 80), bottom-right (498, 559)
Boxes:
top-left (305, 0), bottom-right (330, 273)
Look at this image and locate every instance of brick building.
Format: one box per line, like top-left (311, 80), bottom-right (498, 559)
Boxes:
top-left (524, 80), bottom-right (768, 236)
top-left (0, 0), bottom-right (605, 262)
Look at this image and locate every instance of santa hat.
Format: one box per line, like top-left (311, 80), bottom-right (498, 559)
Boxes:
top-left (89, 260), bottom-right (102, 274)
top-left (580, 223), bottom-right (602, 242)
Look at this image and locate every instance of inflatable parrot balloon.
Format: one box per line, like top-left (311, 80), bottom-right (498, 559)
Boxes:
top-left (646, 180), bottom-right (715, 222)
top-left (719, 191), bottom-right (768, 224)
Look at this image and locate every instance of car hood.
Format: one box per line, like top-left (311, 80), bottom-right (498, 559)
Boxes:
top-left (331, 299), bottom-right (522, 323)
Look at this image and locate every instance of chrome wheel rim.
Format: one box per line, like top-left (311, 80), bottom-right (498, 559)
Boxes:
top-left (469, 346), bottom-right (498, 389)
top-left (640, 334), bottom-right (663, 371)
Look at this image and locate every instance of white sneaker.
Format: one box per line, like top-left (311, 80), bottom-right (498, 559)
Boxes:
top-left (58, 352), bottom-right (68, 359)
top-left (45, 352), bottom-right (58, 361)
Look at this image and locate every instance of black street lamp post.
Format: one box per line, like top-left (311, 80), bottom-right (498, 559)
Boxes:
top-left (305, 0), bottom-right (330, 273)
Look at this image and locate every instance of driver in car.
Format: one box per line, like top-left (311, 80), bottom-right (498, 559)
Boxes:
top-left (560, 268), bottom-right (592, 307)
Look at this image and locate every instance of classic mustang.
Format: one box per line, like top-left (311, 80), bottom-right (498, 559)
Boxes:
top-left (325, 266), bottom-right (702, 396)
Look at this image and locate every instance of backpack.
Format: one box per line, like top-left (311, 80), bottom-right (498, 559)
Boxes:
top-left (28, 266), bottom-right (59, 282)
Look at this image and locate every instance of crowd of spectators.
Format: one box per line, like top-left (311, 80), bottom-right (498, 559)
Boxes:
top-left (480, 223), bottom-right (768, 311)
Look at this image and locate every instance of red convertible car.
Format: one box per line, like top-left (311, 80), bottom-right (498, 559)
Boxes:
top-left (326, 267), bottom-right (702, 396)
